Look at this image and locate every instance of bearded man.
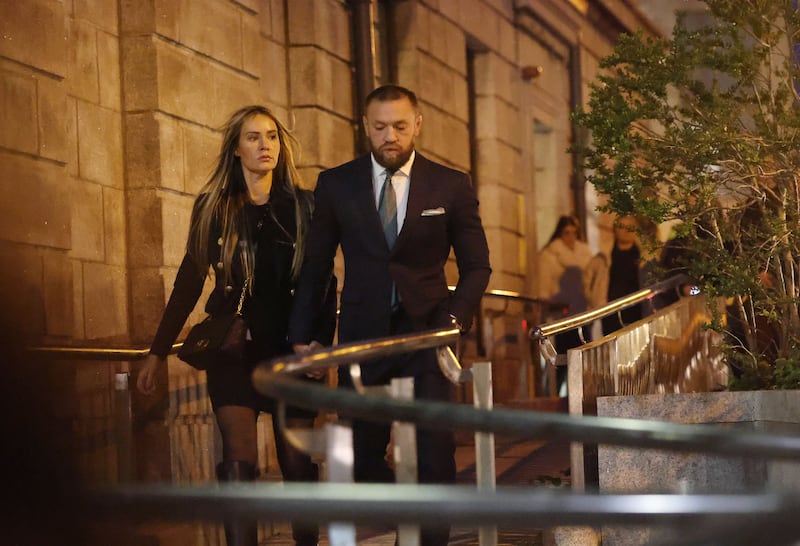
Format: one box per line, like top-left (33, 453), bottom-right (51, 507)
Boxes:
top-left (289, 84), bottom-right (491, 546)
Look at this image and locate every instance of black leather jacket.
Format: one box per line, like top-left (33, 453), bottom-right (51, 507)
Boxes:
top-left (150, 189), bottom-right (336, 359)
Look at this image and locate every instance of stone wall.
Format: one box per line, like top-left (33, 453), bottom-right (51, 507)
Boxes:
top-left (2, 0), bottom-right (658, 494)
top-left (1, 0), bottom-right (655, 366)
top-left (1, 0), bottom-right (120, 341)
top-left (597, 390), bottom-right (800, 546)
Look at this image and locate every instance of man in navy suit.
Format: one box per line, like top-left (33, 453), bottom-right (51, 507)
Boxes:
top-left (289, 84), bottom-right (491, 546)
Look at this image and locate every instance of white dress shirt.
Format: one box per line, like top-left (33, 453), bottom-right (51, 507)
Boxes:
top-left (371, 150), bottom-right (414, 234)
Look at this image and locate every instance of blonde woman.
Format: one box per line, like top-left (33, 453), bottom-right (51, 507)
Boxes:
top-left (137, 105), bottom-right (336, 546)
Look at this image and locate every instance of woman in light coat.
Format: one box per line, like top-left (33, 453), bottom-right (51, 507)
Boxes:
top-left (537, 215), bottom-right (593, 394)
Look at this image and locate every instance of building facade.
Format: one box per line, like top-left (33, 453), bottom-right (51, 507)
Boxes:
top-left (1, 0), bottom-right (670, 507)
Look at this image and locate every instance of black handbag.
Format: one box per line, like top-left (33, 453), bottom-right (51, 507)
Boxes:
top-left (178, 280), bottom-right (249, 370)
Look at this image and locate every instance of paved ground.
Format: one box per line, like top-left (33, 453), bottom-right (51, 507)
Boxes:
top-left (113, 403), bottom-right (572, 546)
top-left (263, 435), bottom-right (571, 546)
top-left (262, 527), bottom-right (546, 546)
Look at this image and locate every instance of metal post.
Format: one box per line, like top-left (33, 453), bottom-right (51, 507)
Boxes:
top-left (325, 423), bottom-right (357, 546)
top-left (530, 336), bottom-right (542, 398)
top-left (471, 362), bottom-right (498, 546)
top-left (391, 377), bottom-right (420, 546)
top-left (482, 313), bottom-right (494, 359)
top-left (114, 372), bottom-right (133, 483)
top-left (518, 319), bottom-right (532, 400)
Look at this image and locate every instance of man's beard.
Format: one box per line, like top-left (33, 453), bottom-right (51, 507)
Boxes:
top-left (373, 144), bottom-right (414, 172)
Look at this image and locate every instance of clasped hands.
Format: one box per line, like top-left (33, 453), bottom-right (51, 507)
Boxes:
top-left (291, 340), bottom-right (327, 379)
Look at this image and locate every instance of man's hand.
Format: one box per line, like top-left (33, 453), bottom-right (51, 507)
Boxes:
top-left (449, 313), bottom-right (465, 334)
top-left (293, 340), bottom-right (327, 379)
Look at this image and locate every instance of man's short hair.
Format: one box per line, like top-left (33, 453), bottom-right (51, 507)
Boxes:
top-left (365, 84), bottom-right (418, 109)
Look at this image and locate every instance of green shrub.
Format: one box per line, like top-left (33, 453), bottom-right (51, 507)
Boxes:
top-left (573, 0), bottom-right (800, 386)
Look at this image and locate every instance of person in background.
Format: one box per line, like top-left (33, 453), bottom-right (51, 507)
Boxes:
top-left (652, 229), bottom-right (699, 309)
top-left (288, 84), bottom-right (491, 546)
top-left (537, 214), bottom-right (593, 395)
top-left (584, 215), bottom-right (643, 336)
top-left (136, 105), bottom-right (336, 546)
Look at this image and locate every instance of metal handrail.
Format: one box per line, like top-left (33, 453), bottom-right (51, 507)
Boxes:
top-left (79, 355), bottom-right (800, 540)
top-left (84, 481), bottom-right (800, 531)
top-left (259, 327), bottom-right (469, 388)
top-left (530, 273), bottom-right (693, 340)
top-left (27, 342), bottom-right (183, 361)
top-left (450, 285), bottom-right (568, 312)
top-left (60, 277), bottom-right (800, 542)
top-left (263, 328), bottom-right (460, 377)
top-left (27, 288), bottom-right (546, 362)
top-left (253, 372), bottom-right (800, 460)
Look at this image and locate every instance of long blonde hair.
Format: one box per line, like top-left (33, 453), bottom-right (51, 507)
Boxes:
top-left (188, 105), bottom-right (311, 286)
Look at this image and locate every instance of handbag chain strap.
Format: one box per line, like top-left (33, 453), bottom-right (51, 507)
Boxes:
top-left (235, 277), bottom-right (249, 316)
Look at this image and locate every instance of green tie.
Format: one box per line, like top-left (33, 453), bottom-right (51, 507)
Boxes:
top-left (379, 169), bottom-right (397, 249)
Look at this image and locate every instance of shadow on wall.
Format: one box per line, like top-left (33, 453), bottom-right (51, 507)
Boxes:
top-left (0, 284), bottom-right (110, 544)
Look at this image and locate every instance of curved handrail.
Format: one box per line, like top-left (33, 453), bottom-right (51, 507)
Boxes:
top-left (84, 482), bottom-right (800, 532)
top-left (449, 285), bottom-right (568, 312)
top-left (256, 327), bottom-right (465, 387)
top-left (252, 372), bottom-right (800, 460)
top-left (21, 276), bottom-right (687, 362)
top-left (27, 288), bottom-right (546, 362)
top-left (530, 273), bottom-right (694, 341)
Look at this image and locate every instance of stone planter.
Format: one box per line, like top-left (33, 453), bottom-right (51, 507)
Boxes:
top-left (596, 390), bottom-right (800, 545)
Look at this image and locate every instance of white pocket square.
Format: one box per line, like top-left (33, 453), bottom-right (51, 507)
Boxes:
top-left (421, 207), bottom-right (446, 216)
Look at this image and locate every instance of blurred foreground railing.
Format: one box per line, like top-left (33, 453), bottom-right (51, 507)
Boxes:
top-left (245, 324), bottom-right (800, 545)
top-left (87, 482), bottom-right (800, 537)
top-left (37, 315), bottom-right (800, 545)
top-left (84, 375), bottom-right (800, 545)
top-left (32, 276), bottom-right (800, 545)
top-left (253, 372), bottom-right (800, 460)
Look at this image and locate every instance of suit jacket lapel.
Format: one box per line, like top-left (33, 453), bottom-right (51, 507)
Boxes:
top-left (395, 153), bottom-right (428, 252)
top-left (352, 155), bottom-right (390, 254)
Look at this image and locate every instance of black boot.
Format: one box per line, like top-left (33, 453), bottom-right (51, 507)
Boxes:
top-left (216, 460), bottom-right (258, 546)
top-left (292, 526), bottom-right (318, 546)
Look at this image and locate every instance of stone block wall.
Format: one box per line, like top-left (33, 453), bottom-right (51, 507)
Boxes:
top-left (0, 2), bottom-right (64, 337)
top-left (120, 0), bottom-right (295, 344)
top-left (1, 0), bottom-right (656, 378)
top-left (597, 391), bottom-right (800, 546)
top-left (2, 3), bottom-right (660, 514)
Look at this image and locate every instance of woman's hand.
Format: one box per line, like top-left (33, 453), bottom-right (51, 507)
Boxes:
top-left (292, 341), bottom-right (327, 379)
top-left (136, 353), bottom-right (164, 395)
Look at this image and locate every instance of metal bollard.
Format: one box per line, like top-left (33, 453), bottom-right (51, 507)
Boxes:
top-left (471, 362), bottom-right (498, 546)
top-left (114, 372), bottom-right (133, 483)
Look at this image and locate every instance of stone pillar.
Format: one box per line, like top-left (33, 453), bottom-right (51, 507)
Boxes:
top-left (286, 0), bottom-right (355, 184)
top-left (285, 0), bottom-right (354, 289)
top-left (0, 0), bottom-right (134, 502)
top-left (118, 0), bottom-right (292, 499)
top-left (0, 0), bottom-right (75, 339)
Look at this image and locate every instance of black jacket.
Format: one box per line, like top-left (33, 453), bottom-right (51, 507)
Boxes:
top-left (288, 153), bottom-right (490, 382)
top-left (150, 189), bottom-right (336, 359)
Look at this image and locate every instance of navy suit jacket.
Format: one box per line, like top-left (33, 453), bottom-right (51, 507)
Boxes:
top-left (288, 152), bottom-right (491, 377)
